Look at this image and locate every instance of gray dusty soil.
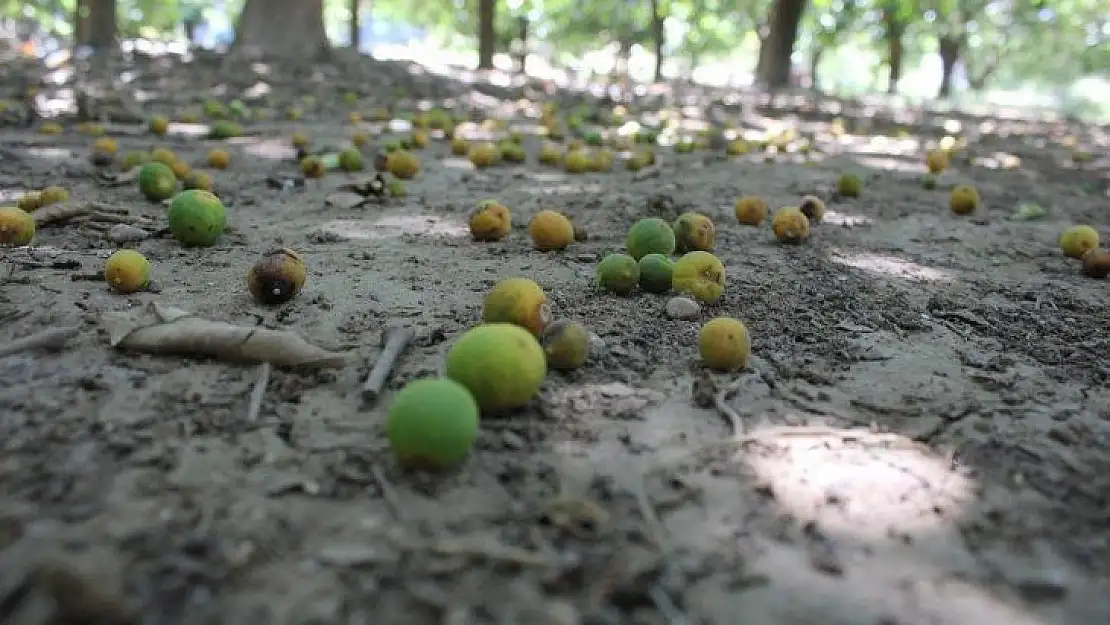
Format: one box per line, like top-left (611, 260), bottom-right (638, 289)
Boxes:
top-left (2, 52), bottom-right (1110, 625)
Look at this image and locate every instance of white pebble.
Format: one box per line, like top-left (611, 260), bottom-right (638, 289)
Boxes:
top-left (665, 296), bottom-right (700, 319)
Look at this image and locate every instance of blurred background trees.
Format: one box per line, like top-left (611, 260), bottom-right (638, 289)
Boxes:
top-left (1, 0), bottom-right (1107, 116)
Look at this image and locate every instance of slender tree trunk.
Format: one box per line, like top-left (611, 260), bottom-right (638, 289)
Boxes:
top-left (234, 0), bottom-right (327, 60)
top-left (477, 0), bottom-right (496, 69)
top-left (74, 0), bottom-right (116, 50)
top-left (651, 0), bottom-right (665, 82)
top-left (937, 34), bottom-right (961, 99)
top-left (883, 11), bottom-right (904, 94)
top-left (349, 0), bottom-right (361, 50)
top-left (513, 17), bottom-right (529, 74)
top-left (755, 0), bottom-right (808, 88)
top-left (808, 46), bottom-right (822, 91)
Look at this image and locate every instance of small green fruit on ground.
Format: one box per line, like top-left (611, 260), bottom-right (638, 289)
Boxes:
top-left (208, 120), bottom-right (242, 139)
top-left (597, 253), bottom-right (640, 295)
top-left (386, 378), bottom-right (479, 470)
top-left (837, 172), bottom-right (863, 198)
top-left (338, 148), bottom-right (364, 172)
top-left (673, 212), bottom-right (715, 253)
top-left (0, 207), bottom-right (35, 246)
top-left (445, 323), bottom-right (547, 413)
top-left (698, 317), bottom-right (751, 371)
top-left (672, 251), bottom-right (725, 303)
top-left (103, 249), bottom-right (150, 294)
top-left (482, 277), bottom-right (551, 336)
top-left (922, 173), bottom-right (938, 190)
top-left (1059, 225), bottom-right (1099, 259)
top-left (950, 185), bottom-right (979, 215)
top-left (167, 190), bottom-right (227, 247)
top-left (626, 217), bottom-right (676, 260)
top-left (541, 319), bottom-right (590, 371)
top-left (638, 253), bottom-right (674, 293)
top-left (138, 162), bottom-right (177, 201)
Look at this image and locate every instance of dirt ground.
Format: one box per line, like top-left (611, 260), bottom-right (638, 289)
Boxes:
top-left (2, 51), bottom-right (1110, 625)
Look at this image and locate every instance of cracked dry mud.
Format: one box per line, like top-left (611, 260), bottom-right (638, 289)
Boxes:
top-left (2, 55), bottom-right (1110, 625)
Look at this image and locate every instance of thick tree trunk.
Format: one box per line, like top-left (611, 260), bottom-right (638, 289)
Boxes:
top-left (477, 0), bottom-right (496, 69)
top-left (937, 34), bottom-right (961, 99)
top-left (883, 11), bottom-right (904, 94)
top-left (755, 0), bottom-right (808, 89)
top-left (349, 0), bottom-right (360, 50)
top-left (74, 0), bottom-right (116, 50)
top-left (651, 0), bottom-right (665, 82)
top-left (233, 0), bottom-right (328, 60)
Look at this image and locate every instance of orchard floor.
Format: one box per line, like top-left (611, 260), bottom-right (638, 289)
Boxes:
top-left (2, 54), bottom-right (1110, 625)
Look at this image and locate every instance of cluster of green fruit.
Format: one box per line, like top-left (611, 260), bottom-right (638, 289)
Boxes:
top-left (293, 131), bottom-right (412, 197)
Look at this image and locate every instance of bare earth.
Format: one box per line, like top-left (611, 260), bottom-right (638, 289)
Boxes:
top-left (2, 54), bottom-right (1109, 625)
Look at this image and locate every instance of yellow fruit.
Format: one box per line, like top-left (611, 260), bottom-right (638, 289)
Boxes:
top-left (121, 151), bottom-right (149, 171)
top-left (589, 149), bottom-right (614, 172)
top-left (247, 248), bottom-right (308, 305)
top-left (950, 185), bottom-right (979, 215)
top-left (291, 132), bottom-right (310, 150)
top-left (468, 142), bottom-right (499, 168)
top-left (469, 199), bottom-right (512, 241)
top-left (171, 160), bottom-right (192, 180)
top-left (409, 131), bottom-right (429, 149)
top-left (541, 319), bottom-right (590, 371)
top-left (1059, 225), bottom-right (1100, 259)
top-left (149, 115), bottom-right (169, 136)
top-left (103, 249), bottom-right (151, 293)
top-left (482, 277), bottom-right (550, 336)
top-left (673, 212), bottom-right (715, 253)
top-left (726, 139), bottom-right (750, 156)
top-left (39, 186), bottom-right (67, 206)
top-left (1081, 249), bottom-right (1110, 279)
top-left (798, 195), bottom-right (825, 223)
top-left (444, 323), bottom-right (547, 413)
top-left (698, 317), bottom-right (751, 372)
top-left (925, 149), bottom-right (947, 173)
top-left (386, 150), bottom-right (420, 179)
top-left (347, 111), bottom-right (362, 125)
top-left (564, 150), bottom-right (590, 173)
top-left (300, 156), bottom-right (326, 178)
top-left (93, 137), bottom-right (118, 155)
top-left (735, 196), bottom-right (768, 226)
top-left (626, 217), bottom-right (676, 260)
top-left (150, 148), bottom-right (176, 166)
top-left (672, 251), bottom-right (725, 303)
top-left (207, 149), bottom-right (231, 169)
top-left (351, 132), bottom-right (368, 147)
top-left (772, 207), bottom-right (810, 244)
top-left (538, 141), bottom-right (563, 165)
top-left (529, 210), bottom-right (575, 251)
top-left (0, 207), bottom-right (35, 246)
top-left (386, 378), bottom-right (479, 470)
top-left (837, 173), bottom-right (862, 198)
top-left (596, 253), bottom-right (640, 295)
top-left (179, 111), bottom-right (201, 123)
top-left (451, 137), bottom-right (470, 155)
top-left (17, 192), bottom-right (42, 212)
top-left (184, 171), bottom-right (213, 191)
top-left (499, 141), bottom-right (526, 163)
top-left (38, 122), bottom-right (63, 135)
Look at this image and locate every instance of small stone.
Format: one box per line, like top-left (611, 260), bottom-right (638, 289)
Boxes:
top-left (665, 296), bottom-right (700, 320)
top-left (106, 224), bottom-right (150, 243)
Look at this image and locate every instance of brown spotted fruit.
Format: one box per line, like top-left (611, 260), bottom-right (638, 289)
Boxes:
top-left (247, 248), bottom-right (307, 305)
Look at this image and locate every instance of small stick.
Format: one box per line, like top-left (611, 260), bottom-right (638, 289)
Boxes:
top-left (245, 362), bottom-right (271, 421)
top-left (361, 326), bottom-right (414, 403)
top-left (0, 325), bottom-right (81, 358)
top-left (370, 464), bottom-right (405, 520)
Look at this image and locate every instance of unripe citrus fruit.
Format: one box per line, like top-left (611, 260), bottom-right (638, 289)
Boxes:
top-left (541, 319), bottom-right (590, 371)
top-left (167, 190), bottom-right (226, 247)
top-left (481, 277), bottom-right (550, 336)
top-left (772, 207), bottom-right (810, 244)
top-left (386, 378), bottom-right (479, 470)
top-left (445, 323), bottom-right (547, 413)
top-left (104, 249), bottom-right (150, 294)
top-left (1060, 225), bottom-right (1099, 259)
top-left (597, 253), bottom-right (639, 295)
top-left (0, 207), bottom-right (35, 246)
top-left (637, 253), bottom-right (674, 294)
top-left (672, 251), bottom-right (725, 303)
top-left (950, 185), bottom-right (979, 215)
top-left (673, 212), bottom-right (715, 253)
top-left (529, 210), bottom-right (575, 251)
top-left (698, 317), bottom-right (750, 371)
top-left (735, 196), bottom-right (767, 226)
top-left (626, 217), bottom-right (676, 260)
top-left (469, 200), bottom-right (511, 241)
top-left (138, 162), bottom-right (177, 202)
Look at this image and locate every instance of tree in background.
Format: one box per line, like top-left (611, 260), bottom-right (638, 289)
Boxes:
top-left (74, 0), bottom-right (115, 48)
top-left (233, 0), bottom-right (328, 59)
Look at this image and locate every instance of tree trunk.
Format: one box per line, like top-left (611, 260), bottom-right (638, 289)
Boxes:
top-left (74, 0), bottom-right (116, 50)
top-left (883, 11), bottom-right (904, 94)
top-left (349, 0), bottom-right (360, 50)
top-left (937, 34), bottom-right (961, 99)
top-left (755, 0), bottom-right (808, 89)
top-left (808, 46), bottom-right (822, 91)
top-left (651, 0), bottom-right (665, 82)
top-left (513, 17), bottom-right (529, 74)
top-left (477, 0), bottom-right (496, 69)
top-left (233, 0), bottom-right (328, 60)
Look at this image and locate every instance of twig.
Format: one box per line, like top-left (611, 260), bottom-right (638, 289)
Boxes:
top-left (634, 479), bottom-right (668, 550)
top-left (712, 376), bottom-right (748, 437)
top-left (245, 362), bottom-right (271, 421)
top-left (0, 326), bottom-right (81, 358)
top-left (361, 326), bottom-right (414, 404)
top-left (370, 464), bottom-right (405, 520)
top-left (648, 586), bottom-right (687, 625)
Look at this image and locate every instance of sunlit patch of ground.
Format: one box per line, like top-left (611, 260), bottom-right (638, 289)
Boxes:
top-left (830, 250), bottom-right (954, 282)
top-left (314, 214), bottom-right (469, 241)
top-left (822, 210), bottom-right (874, 227)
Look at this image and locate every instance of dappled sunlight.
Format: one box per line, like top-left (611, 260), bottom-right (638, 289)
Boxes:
top-left (239, 137), bottom-right (294, 160)
top-left (168, 122), bottom-right (217, 139)
top-left (823, 210), bottom-right (873, 227)
top-left (743, 423), bottom-right (972, 538)
top-left (852, 155), bottom-right (922, 173)
top-left (315, 214), bottom-right (469, 242)
top-left (442, 157), bottom-right (477, 171)
top-left (830, 251), bottom-right (954, 282)
top-left (24, 147), bottom-right (73, 161)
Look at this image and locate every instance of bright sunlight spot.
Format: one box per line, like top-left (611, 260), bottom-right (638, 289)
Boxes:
top-left (830, 251), bottom-right (954, 282)
top-left (315, 215), bottom-right (469, 241)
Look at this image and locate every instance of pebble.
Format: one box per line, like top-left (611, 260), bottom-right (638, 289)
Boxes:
top-left (106, 224), bottom-right (150, 243)
top-left (665, 296), bottom-right (700, 319)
